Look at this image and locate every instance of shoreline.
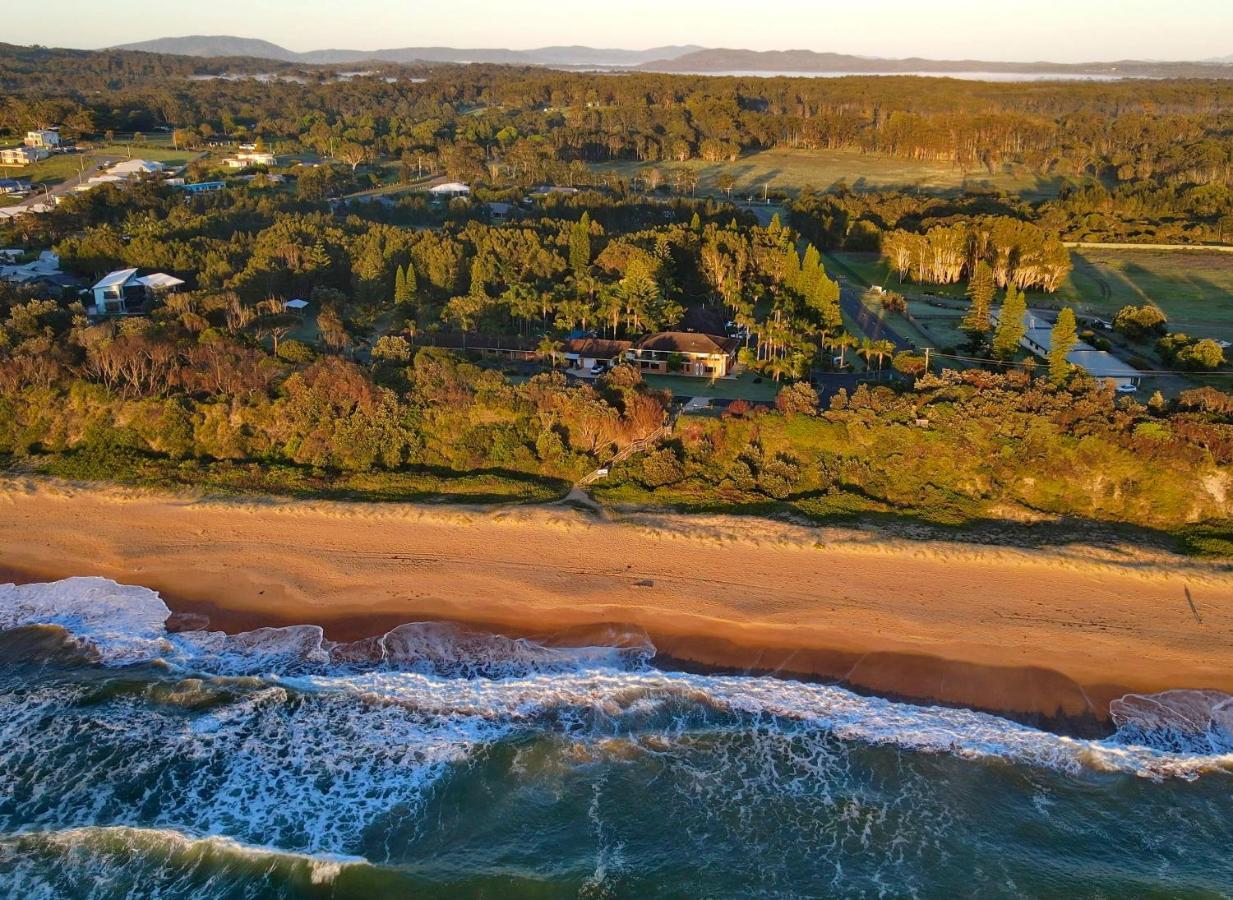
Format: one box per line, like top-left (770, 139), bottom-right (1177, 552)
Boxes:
top-left (2, 477), bottom-right (1231, 728)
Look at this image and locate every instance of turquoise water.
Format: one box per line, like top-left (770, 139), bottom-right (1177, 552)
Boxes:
top-left (1, 577), bottom-right (1231, 898)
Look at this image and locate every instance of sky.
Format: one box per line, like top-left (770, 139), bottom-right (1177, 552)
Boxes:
top-left (10, 0), bottom-right (1233, 62)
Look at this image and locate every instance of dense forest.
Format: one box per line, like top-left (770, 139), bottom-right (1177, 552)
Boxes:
top-left (6, 43), bottom-right (1233, 189)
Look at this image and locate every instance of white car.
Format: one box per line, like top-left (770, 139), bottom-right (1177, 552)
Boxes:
top-left (1116, 383), bottom-right (1139, 394)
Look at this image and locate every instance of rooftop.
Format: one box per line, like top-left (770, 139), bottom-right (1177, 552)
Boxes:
top-left (634, 332), bottom-right (740, 356)
top-left (92, 268), bottom-right (139, 290)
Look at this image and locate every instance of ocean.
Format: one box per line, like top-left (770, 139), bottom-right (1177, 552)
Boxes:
top-left (1, 577), bottom-right (1230, 898)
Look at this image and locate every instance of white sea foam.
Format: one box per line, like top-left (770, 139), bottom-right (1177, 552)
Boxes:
top-left (3, 577), bottom-right (1232, 788)
top-left (0, 577), bottom-right (174, 663)
top-left (0, 825), bottom-right (368, 892)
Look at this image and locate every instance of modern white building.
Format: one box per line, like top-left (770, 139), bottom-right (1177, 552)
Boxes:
top-left (90, 268), bottom-right (185, 316)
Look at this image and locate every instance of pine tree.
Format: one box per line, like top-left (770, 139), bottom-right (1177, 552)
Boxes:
top-left (800, 244), bottom-right (822, 297)
top-left (1048, 307), bottom-right (1078, 384)
top-left (404, 261), bottom-right (417, 299)
top-left (690, 212), bottom-right (702, 230)
top-left (992, 285), bottom-right (1027, 360)
top-left (961, 261), bottom-right (995, 336)
top-left (769, 212), bottom-right (782, 232)
top-left (394, 265), bottom-right (407, 306)
top-left (569, 213), bottom-right (591, 274)
top-left (782, 247), bottom-right (802, 293)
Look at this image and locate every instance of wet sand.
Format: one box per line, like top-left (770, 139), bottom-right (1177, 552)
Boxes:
top-left (2, 477), bottom-right (1231, 724)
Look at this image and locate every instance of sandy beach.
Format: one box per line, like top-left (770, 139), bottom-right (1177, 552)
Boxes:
top-left (2, 476), bottom-right (1231, 725)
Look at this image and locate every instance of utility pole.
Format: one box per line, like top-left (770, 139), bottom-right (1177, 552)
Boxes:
top-left (924, 347), bottom-right (932, 373)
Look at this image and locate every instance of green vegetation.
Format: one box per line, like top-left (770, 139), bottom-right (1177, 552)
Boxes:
top-left (1052, 249), bottom-right (1233, 338)
top-left (593, 373), bottom-right (1233, 543)
top-left (0, 43), bottom-right (1231, 547)
top-left (39, 453), bottom-right (566, 504)
top-left (3, 142), bottom-right (200, 189)
top-left (590, 147), bottom-right (1068, 201)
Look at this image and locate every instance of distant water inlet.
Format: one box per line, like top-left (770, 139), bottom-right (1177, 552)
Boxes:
top-left (1, 577), bottom-right (1231, 897)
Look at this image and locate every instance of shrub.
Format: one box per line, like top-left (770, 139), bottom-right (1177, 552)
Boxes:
top-left (1113, 304), bottom-right (1168, 340)
top-left (277, 339), bottom-right (315, 363)
top-left (775, 382), bottom-right (820, 416)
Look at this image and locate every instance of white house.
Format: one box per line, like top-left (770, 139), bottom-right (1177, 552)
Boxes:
top-left (24, 129), bottom-right (60, 149)
top-left (106, 159), bottom-right (166, 178)
top-left (224, 150), bottom-right (277, 169)
top-left (90, 268), bottom-right (184, 316)
top-left (998, 309), bottom-right (1143, 391)
top-left (428, 181), bottom-right (470, 198)
top-left (0, 250), bottom-right (62, 284)
top-left (0, 146), bottom-right (49, 166)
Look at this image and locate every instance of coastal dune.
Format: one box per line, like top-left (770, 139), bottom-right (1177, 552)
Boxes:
top-left (2, 477), bottom-right (1231, 726)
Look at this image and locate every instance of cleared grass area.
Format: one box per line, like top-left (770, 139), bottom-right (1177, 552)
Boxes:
top-left (591, 147), bottom-right (1070, 200)
top-left (3, 142), bottom-right (201, 188)
top-left (1048, 249), bottom-right (1233, 339)
top-left (643, 371), bottom-right (780, 402)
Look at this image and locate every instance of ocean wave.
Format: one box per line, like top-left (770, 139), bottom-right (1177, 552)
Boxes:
top-left (1109, 689), bottom-right (1233, 755)
top-left (0, 577), bottom-right (654, 678)
top-left (2, 577), bottom-right (1232, 786)
top-left (0, 825), bottom-right (369, 896)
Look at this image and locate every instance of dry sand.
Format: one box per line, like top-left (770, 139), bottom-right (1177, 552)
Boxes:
top-left (2, 476), bottom-right (1231, 725)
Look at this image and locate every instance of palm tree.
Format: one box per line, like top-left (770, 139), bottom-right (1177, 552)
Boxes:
top-left (835, 332), bottom-right (858, 369)
top-left (857, 337), bottom-right (876, 369)
top-left (536, 335), bottom-right (563, 368)
top-left (872, 339), bottom-right (896, 372)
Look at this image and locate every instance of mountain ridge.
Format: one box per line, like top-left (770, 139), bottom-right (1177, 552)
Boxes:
top-left (105, 35), bottom-right (1233, 77)
top-left (109, 35), bottom-right (705, 66)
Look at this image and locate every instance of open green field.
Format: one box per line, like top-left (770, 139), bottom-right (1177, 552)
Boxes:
top-left (1048, 249), bottom-right (1233, 340)
top-left (828, 248), bottom-right (1233, 341)
top-left (0, 142), bottom-right (200, 188)
top-left (591, 147), bottom-right (1071, 200)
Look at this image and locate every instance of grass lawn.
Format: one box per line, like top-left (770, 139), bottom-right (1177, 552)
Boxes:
top-left (643, 371), bottom-right (780, 402)
top-left (3, 142), bottom-right (201, 188)
top-left (1046, 249), bottom-right (1233, 340)
top-left (591, 147), bottom-right (1072, 201)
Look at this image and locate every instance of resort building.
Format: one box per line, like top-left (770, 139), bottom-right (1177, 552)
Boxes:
top-left (625, 332), bottom-right (740, 378)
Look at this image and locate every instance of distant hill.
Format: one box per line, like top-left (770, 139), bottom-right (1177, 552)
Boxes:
top-left (103, 37), bottom-right (1233, 78)
top-left (638, 47), bottom-right (1233, 78)
top-left (110, 35), bottom-right (303, 62)
top-left (110, 36), bottom-right (704, 67)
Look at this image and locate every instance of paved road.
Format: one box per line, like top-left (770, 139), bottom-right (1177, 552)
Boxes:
top-left (4, 154), bottom-right (122, 215)
top-left (838, 282), bottom-right (915, 352)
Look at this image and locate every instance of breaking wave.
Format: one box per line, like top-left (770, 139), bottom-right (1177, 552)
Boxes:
top-left (0, 577), bottom-right (655, 678)
top-left (2, 576), bottom-right (1232, 789)
top-left (0, 825), bottom-right (370, 898)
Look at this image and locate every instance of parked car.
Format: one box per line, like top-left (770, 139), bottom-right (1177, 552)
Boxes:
top-left (1116, 383), bottom-right (1139, 394)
